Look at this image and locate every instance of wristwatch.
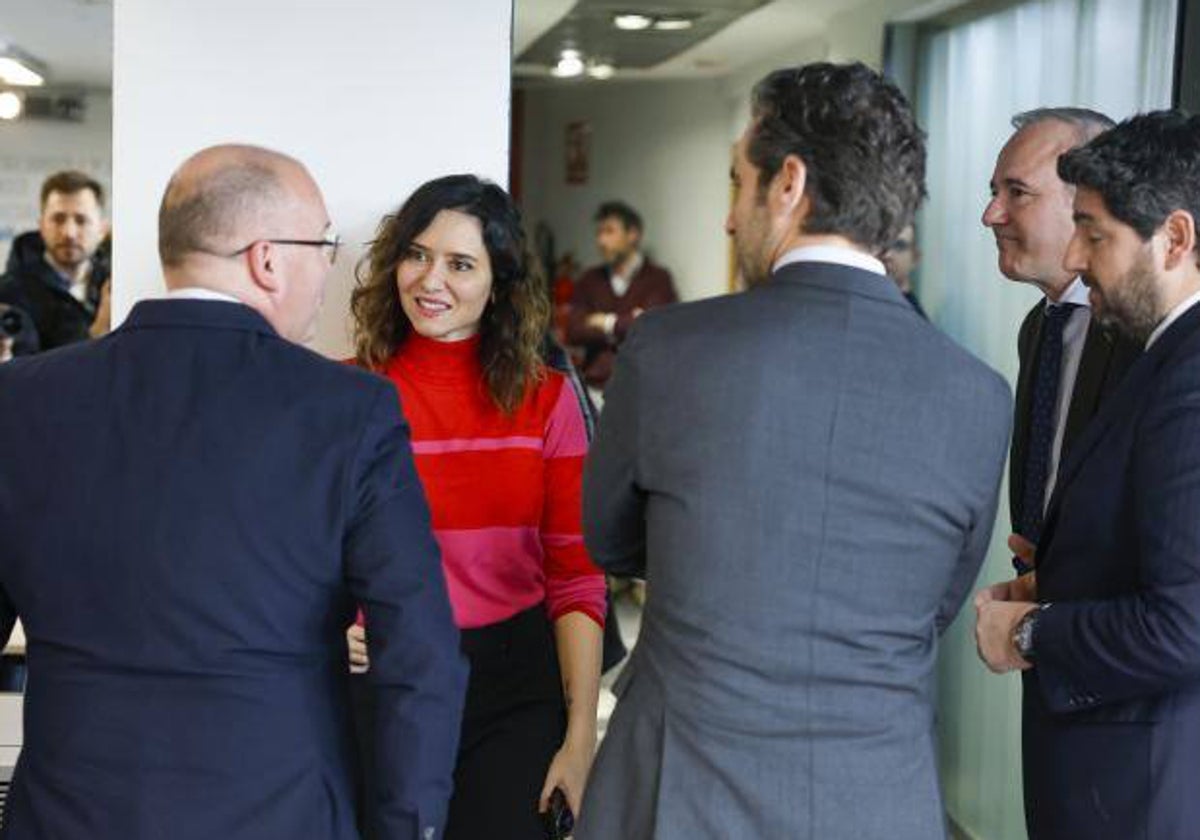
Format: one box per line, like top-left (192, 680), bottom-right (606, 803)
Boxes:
top-left (1013, 604), bottom-right (1049, 660)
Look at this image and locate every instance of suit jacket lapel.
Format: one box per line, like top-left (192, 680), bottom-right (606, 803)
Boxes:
top-left (1011, 306), bottom-right (1043, 524)
top-left (1040, 305), bottom-right (1200, 560)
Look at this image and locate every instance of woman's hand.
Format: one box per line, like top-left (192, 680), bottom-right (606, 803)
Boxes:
top-left (346, 623), bottom-right (370, 674)
top-left (538, 732), bottom-right (596, 820)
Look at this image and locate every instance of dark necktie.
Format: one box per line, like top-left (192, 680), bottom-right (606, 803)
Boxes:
top-left (1016, 303), bottom-right (1079, 571)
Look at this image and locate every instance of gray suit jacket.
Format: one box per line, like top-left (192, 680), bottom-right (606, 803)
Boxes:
top-left (576, 261), bottom-right (1012, 840)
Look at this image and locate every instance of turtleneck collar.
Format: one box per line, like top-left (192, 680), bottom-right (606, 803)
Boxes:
top-left (389, 330), bottom-right (484, 388)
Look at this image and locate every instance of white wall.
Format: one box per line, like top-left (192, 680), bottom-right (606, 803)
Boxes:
top-left (0, 93), bottom-right (112, 267)
top-left (519, 0), bottom-right (941, 304)
top-left (113, 0), bottom-right (512, 357)
top-left (520, 79), bottom-right (732, 301)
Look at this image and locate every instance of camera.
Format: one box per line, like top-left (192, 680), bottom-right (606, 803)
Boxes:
top-left (0, 306), bottom-right (24, 339)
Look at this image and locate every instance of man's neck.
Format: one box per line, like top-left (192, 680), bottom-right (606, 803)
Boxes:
top-left (45, 253), bottom-right (91, 286)
top-left (612, 251), bottom-right (642, 278)
top-left (772, 233), bottom-right (873, 265)
top-left (1037, 274), bottom-right (1077, 303)
top-left (1158, 272), bottom-right (1200, 319)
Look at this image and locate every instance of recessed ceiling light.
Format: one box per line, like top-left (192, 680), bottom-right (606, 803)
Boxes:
top-left (654, 17), bottom-right (694, 31)
top-left (614, 14), bottom-right (653, 31)
top-left (552, 51), bottom-right (585, 78)
top-left (0, 91), bottom-right (23, 120)
top-left (0, 56), bottom-right (45, 87)
top-left (587, 63), bottom-right (615, 80)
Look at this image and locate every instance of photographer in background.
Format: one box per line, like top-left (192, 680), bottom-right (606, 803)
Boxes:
top-left (0, 171), bottom-right (112, 355)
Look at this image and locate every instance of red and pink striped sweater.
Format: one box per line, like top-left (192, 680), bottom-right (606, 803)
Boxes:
top-left (379, 332), bottom-right (606, 630)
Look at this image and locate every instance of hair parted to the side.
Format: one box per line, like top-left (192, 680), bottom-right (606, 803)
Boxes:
top-left (1058, 110), bottom-right (1200, 263)
top-left (1011, 106), bottom-right (1114, 145)
top-left (41, 170), bottom-right (105, 210)
top-left (747, 61), bottom-right (927, 254)
top-left (351, 175), bottom-right (550, 414)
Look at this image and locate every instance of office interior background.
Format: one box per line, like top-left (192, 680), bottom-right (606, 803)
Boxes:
top-left (0, 0), bottom-right (1197, 837)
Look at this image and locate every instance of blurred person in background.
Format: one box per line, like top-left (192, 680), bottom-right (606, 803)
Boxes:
top-left (0, 171), bottom-right (112, 353)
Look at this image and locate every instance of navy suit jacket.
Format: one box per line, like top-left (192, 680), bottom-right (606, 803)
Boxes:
top-left (0, 300), bottom-right (467, 840)
top-left (1023, 301), bottom-right (1200, 839)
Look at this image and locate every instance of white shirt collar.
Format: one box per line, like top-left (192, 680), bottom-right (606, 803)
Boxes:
top-left (772, 245), bottom-right (887, 277)
top-left (614, 252), bottom-right (643, 282)
top-left (164, 287), bottom-right (243, 304)
top-left (1146, 288), bottom-right (1200, 350)
top-left (1048, 277), bottom-right (1091, 309)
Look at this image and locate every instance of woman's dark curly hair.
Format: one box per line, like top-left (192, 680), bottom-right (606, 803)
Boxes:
top-left (351, 175), bottom-right (550, 413)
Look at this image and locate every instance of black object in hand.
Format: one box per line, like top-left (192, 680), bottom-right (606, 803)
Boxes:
top-left (542, 788), bottom-right (575, 840)
top-left (0, 307), bottom-right (23, 339)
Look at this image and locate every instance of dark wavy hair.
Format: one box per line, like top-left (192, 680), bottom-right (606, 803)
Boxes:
top-left (351, 175), bottom-right (549, 413)
top-left (1058, 110), bottom-right (1200, 263)
top-left (747, 62), bottom-right (927, 254)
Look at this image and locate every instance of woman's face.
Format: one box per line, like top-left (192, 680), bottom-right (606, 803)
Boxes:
top-left (396, 209), bottom-right (494, 342)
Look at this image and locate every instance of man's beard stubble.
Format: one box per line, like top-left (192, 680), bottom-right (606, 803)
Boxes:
top-left (1090, 250), bottom-right (1163, 346)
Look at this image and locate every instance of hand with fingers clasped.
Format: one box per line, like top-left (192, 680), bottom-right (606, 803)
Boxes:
top-left (346, 623), bottom-right (369, 675)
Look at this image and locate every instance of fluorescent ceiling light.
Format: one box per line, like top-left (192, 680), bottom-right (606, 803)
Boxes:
top-left (587, 63), bottom-right (615, 80)
top-left (613, 14), bottom-right (653, 31)
top-left (0, 56), bottom-right (45, 87)
top-left (654, 17), bottom-right (695, 31)
top-left (0, 91), bottom-right (23, 120)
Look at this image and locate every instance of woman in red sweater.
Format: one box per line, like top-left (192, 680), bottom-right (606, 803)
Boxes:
top-left (346, 175), bottom-right (605, 838)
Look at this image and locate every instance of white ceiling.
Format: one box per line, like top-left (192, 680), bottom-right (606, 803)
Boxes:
top-left (515, 0), bottom-right (850, 80)
top-left (0, 0), bottom-right (112, 89)
top-left (0, 0), bottom-right (867, 91)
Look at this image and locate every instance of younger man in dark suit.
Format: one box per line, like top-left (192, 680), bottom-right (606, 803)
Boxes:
top-left (976, 110), bottom-right (1200, 839)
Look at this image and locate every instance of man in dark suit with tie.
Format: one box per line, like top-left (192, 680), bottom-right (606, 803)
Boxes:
top-left (976, 110), bottom-right (1200, 838)
top-left (983, 108), bottom-right (1141, 572)
top-left (0, 144), bottom-right (468, 840)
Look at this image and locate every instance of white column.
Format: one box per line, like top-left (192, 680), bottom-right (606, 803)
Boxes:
top-left (112, 0), bottom-right (512, 356)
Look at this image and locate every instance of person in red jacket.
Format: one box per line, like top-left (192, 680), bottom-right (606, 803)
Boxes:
top-left (565, 201), bottom-right (678, 398)
top-left (346, 175), bottom-right (605, 840)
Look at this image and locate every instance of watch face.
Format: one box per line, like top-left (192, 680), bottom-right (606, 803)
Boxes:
top-left (1015, 614), bottom-right (1035, 657)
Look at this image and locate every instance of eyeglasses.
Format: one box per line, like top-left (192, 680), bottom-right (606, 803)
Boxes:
top-left (225, 235), bottom-right (342, 266)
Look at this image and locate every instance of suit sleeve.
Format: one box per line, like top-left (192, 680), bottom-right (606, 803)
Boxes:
top-left (1034, 362), bottom-right (1200, 713)
top-left (936, 376), bottom-right (1012, 633)
top-left (582, 323), bottom-right (647, 577)
top-left (343, 384), bottom-right (468, 840)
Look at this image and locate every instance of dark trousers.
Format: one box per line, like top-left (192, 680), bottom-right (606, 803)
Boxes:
top-left (352, 604), bottom-right (566, 840)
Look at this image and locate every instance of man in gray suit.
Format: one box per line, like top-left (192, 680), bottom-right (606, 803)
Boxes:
top-left (575, 62), bottom-right (1012, 840)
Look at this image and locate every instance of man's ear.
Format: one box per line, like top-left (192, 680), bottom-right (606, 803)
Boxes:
top-left (771, 154), bottom-right (810, 228)
top-left (1161, 209), bottom-right (1198, 272)
top-left (245, 240), bottom-right (282, 295)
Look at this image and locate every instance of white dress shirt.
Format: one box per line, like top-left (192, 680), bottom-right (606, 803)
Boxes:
top-left (1146, 288), bottom-right (1200, 350)
top-left (773, 244), bottom-right (887, 277)
top-left (163, 287), bottom-right (242, 304)
top-left (1041, 277), bottom-right (1092, 511)
top-left (610, 252), bottom-right (643, 298)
